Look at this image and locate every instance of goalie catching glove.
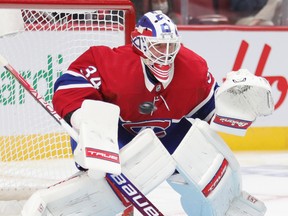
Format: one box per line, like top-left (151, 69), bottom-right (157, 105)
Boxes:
top-left (210, 69), bottom-right (274, 136)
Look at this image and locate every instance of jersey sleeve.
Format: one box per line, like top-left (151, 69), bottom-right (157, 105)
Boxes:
top-left (52, 47), bottom-right (104, 119)
top-left (192, 71), bottom-right (218, 122)
top-left (186, 54), bottom-right (219, 122)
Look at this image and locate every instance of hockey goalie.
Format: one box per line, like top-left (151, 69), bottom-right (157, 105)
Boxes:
top-left (21, 11), bottom-right (274, 215)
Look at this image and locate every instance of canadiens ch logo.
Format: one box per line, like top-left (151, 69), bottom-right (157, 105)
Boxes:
top-left (122, 120), bottom-right (171, 138)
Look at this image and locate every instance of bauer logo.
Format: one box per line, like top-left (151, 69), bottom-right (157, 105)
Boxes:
top-left (110, 174), bottom-right (161, 216)
top-left (213, 114), bottom-right (252, 129)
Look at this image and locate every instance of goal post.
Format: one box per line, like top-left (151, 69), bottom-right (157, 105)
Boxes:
top-left (0, 0), bottom-right (135, 205)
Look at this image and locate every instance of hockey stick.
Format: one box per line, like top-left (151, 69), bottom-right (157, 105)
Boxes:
top-left (0, 55), bottom-right (164, 216)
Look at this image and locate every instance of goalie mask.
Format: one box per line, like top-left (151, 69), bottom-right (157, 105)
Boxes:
top-left (131, 11), bottom-right (181, 83)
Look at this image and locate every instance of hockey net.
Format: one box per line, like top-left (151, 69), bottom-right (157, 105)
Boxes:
top-left (0, 0), bottom-right (135, 209)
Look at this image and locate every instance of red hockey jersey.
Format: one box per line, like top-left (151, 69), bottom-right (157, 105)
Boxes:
top-left (53, 44), bottom-right (218, 153)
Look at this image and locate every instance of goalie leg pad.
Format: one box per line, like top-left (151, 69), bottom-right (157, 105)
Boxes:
top-left (120, 128), bottom-right (177, 195)
top-left (21, 172), bottom-right (125, 216)
top-left (170, 118), bottom-right (242, 215)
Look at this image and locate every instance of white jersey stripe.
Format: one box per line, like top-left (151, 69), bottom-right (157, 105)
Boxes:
top-left (64, 70), bottom-right (86, 78)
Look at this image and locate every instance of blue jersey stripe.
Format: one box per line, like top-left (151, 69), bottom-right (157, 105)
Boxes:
top-left (54, 73), bottom-right (90, 92)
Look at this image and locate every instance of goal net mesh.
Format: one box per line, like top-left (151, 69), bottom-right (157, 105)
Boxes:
top-left (0, 2), bottom-right (134, 200)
